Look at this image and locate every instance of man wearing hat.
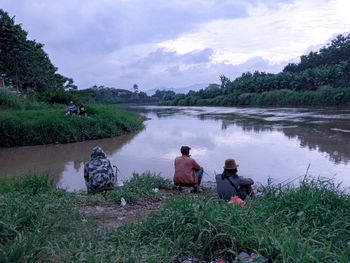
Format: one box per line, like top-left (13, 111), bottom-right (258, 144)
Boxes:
top-left (216, 159), bottom-right (254, 201)
top-left (173, 146), bottom-right (204, 192)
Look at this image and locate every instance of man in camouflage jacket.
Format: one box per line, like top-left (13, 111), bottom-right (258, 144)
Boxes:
top-left (84, 146), bottom-right (115, 194)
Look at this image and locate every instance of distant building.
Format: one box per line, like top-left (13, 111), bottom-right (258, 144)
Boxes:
top-left (0, 77), bottom-right (4, 87)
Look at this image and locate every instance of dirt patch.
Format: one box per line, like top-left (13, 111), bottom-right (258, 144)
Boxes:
top-left (78, 182), bottom-right (217, 229)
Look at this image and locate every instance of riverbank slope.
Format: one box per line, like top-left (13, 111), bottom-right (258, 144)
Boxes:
top-left (1, 172), bottom-right (349, 262)
top-left (0, 89), bottom-right (144, 147)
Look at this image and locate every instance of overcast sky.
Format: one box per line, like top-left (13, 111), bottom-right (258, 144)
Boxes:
top-left (1, 0), bottom-right (349, 91)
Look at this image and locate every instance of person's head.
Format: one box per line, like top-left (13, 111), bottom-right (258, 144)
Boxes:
top-left (224, 159), bottom-right (239, 173)
top-left (69, 101), bottom-right (73, 105)
top-left (180, 146), bottom-right (191, 156)
top-left (90, 146), bottom-right (107, 159)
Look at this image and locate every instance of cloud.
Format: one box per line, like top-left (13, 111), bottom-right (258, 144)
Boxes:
top-left (159, 0), bottom-right (350, 64)
top-left (1, 0), bottom-right (249, 52)
top-left (1, 0), bottom-right (349, 90)
top-left (182, 49), bottom-right (214, 64)
top-left (130, 48), bottom-right (214, 70)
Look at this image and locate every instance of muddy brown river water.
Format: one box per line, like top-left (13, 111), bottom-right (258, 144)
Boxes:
top-left (1, 106), bottom-right (349, 191)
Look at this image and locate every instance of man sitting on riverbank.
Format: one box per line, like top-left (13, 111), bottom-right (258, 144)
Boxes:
top-left (173, 146), bottom-right (204, 193)
top-left (67, 101), bottom-right (78, 115)
top-left (216, 159), bottom-right (254, 201)
top-left (84, 146), bottom-right (115, 194)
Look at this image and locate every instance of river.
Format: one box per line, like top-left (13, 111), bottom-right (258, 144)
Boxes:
top-left (1, 106), bottom-right (349, 191)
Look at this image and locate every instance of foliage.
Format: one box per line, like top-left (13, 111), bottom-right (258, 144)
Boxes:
top-left (1, 173), bottom-right (349, 262)
top-left (161, 33), bottom-right (350, 107)
top-left (108, 172), bottom-right (172, 203)
top-left (0, 172), bottom-right (92, 262)
top-left (0, 90), bottom-right (143, 147)
top-left (114, 178), bottom-right (350, 262)
top-left (284, 34), bottom-right (350, 73)
top-left (0, 9), bottom-right (77, 100)
top-left (74, 85), bottom-right (153, 104)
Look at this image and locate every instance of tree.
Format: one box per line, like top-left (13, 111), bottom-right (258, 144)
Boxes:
top-left (133, 83), bottom-right (139, 93)
top-left (0, 9), bottom-right (76, 96)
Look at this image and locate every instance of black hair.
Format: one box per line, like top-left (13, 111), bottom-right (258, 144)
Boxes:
top-left (221, 168), bottom-right (238, 179)
top-left (180, 146), bottom-right (190, 155)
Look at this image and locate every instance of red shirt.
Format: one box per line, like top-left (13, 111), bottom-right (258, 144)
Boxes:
top-left (173, 155), bottom-right (201, 186)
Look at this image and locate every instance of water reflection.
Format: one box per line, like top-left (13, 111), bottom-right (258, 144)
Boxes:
top-left (126, 106), bottom-right (350, 187)
top-left (196, 108), bottom-right (350, 164)
top-left (0, 132), bottom-right (140, 190)
top-left (1, 106), bottom-right (350, 191)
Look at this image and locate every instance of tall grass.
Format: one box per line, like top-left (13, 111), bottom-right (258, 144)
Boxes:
top-left (1, 173), bottom-right (349, 262)
top-left (0, 90), bottom-right (143, 147)
top-left (106, 178), bottom-right (350, 262)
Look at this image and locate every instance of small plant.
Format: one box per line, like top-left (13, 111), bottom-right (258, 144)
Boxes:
top-left (108, 172), bottom-right (172, 203)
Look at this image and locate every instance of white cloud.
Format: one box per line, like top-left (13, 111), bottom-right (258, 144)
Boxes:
top-left (159, 0), bottom-right (350, 65)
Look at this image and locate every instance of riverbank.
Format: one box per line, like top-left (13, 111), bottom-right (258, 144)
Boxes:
top-left (160, 87), bottom-right (350, 107)
top-left (1, 172), bottom-right (349, 262)
top-left (0, 89), bottom-right (144, 147)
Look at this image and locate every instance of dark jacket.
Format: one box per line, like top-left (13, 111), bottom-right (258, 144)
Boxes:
top-left (216, 171), bottom-right (254, 201)
top-left (84, 147), bottom-right (115, 193)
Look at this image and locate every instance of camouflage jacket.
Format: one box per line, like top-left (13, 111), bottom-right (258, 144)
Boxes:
top-left (84, 147), bottom-right (115, 193)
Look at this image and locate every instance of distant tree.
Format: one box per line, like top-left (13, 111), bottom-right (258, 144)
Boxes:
top-left (133, 84), bottom-right (139, 93)
top-left (220, 75), bottom-right (230, 89)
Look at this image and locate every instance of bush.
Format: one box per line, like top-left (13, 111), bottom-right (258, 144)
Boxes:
top-left (0, 88), bottom-right (25, 109)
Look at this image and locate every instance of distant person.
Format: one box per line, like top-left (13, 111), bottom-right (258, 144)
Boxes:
top-left (173, 146), bottom-right (204, 192)
top-left (67, 101), bottom-right (78, 115)
top-left (78, 104), bottom-right (87, 116)
top-left (84, 146), bottom-right (115, 194)
top-left (216, 159), bottom-right (254, 201)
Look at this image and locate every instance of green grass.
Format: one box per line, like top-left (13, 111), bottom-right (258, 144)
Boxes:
top-left (107, 172), bottom-right (173, 203)
top-left (0, 89), bottom-right (144, 147)
top-left (1, 173), bottom-right (349, 262)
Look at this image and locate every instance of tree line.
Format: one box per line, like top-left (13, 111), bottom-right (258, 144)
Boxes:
top-left (160, 34), bottom-right (350, 106)
top-left (2, 7), bottom-right (349, 107)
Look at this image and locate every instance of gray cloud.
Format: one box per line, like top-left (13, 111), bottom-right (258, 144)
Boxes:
top-left (118, 55), bottom-right (286, 91)
top-left (0, 0), bottom-right (252, 89)
top-left (1, 0), bottom-right (340, 92)
top-left (1, 0), bottom-right (249, 52)
top-left (130, 48), bottom-right (214, 69)
top-left (182, 49), bottom-right (214, 64)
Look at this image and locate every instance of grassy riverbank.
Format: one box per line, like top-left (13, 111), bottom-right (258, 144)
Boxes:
top-left (160, 87), bottom-right (350, 107)
top-left (1, 173), bottom-right (349, 262)
top-left (0, 89), bottom-right (143, 147)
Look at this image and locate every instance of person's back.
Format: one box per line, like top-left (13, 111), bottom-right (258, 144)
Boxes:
top-left (174, 155), bottom-right (199, 185)
top-left (84, 146), bottom-right (114, 193)
top-left (173, 146), bottom-right (203, 189)
top-left (216, 159), bottom-right (254, 201)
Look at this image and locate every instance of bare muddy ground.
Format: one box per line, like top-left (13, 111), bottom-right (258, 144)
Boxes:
top-left (78, 182), bottom-right (218, 229)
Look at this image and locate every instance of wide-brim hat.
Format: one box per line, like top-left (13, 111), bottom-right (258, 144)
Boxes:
top-left (224, 159), bottom-right (239, 169)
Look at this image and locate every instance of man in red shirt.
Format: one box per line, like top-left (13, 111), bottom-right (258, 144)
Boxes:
top-left (173, 146), bottom-right (204, 192)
